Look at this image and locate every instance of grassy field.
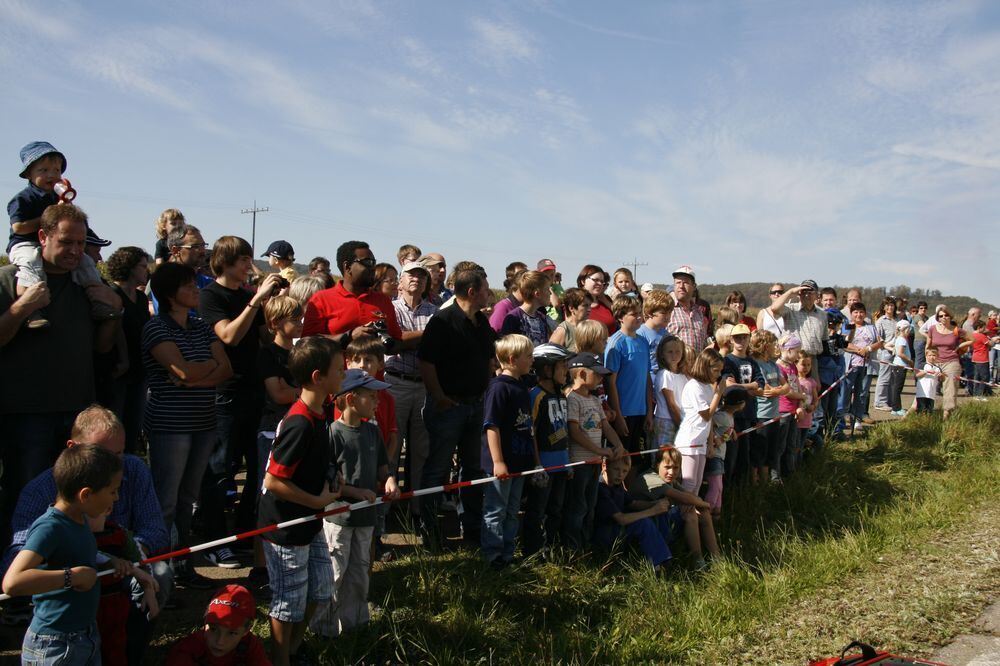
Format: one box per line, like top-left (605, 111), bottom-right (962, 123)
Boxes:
top-left (313, 401), bottom-right (1000, 664)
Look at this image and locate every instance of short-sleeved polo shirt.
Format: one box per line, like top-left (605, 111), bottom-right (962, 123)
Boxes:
top-left (302, 282), bottom-right (402, 339)
top-left (418, 304), bottom-right (497, 398)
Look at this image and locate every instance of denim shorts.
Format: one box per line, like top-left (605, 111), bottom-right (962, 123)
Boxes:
top-left (262, 531), bottom-right (334, 623)
top-left (22, 623), bottom-right (101, 666)
top-left (705, 456), bottom-right (725, 477)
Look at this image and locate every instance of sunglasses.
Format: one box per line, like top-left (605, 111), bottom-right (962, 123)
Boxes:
top-left (350, 257), bottom-right (377, 269)
top-left (770, 289), bottom-right (784, 296)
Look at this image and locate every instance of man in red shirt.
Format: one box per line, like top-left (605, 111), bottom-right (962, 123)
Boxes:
top-left (302, 241), bottom-right (403, 348)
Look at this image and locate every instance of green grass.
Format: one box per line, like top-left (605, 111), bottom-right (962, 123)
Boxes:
top-left (309, 403), bottom-right (1000, 664)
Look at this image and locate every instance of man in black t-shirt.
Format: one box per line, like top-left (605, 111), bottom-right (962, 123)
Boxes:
top-left (417, 265), bottom-right (497, 546)
top-left (0, 205), bottom-right (122, 544)
top-left (198, 235), bottom-right (282, 567)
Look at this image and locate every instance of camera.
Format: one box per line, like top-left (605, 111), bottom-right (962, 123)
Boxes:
top-left (370, 319), bottom-right (397, 353)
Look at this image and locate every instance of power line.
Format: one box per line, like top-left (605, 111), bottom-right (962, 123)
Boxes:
top-left (621, 256), bottom-right (649, 282)
top-left (241, 201), bottom-right (269, 255)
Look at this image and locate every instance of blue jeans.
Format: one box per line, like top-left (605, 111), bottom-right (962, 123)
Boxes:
top-left (0, 411), bottom-right (75, 544)
top-left (562, 465), bottom-right (599, 549)
top-left (419, 398), bottom-right (484, 544)
top-left (203, 390), bottom-right (261, 533)
top-left (914, 340), bottom-right (927, 374)
top-left (836, 367), bottom-right (869, 434)
top-left (596, 511), bottom-right (677, 567)
top-left (148, 429), bottom-right (215, 547)
top-left (481, 476), bottom-right (525, 563)
top-left (22, 623), bottom-right (101, 665)
top-left (972, 362), bottom-right (991, 397)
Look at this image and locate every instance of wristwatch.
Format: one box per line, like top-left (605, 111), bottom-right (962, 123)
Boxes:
top-left (63, 567), bottom-right (72, 589)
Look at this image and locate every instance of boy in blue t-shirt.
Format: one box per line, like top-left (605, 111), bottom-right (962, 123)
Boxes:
top-left (2, 445), bottom-right (134, 663)
top-left (523, 343), bottom-right (574, 556)
top-left (635, 289), bottom-right (674, 379)
top-left (604, 295), bottom-right (654, 471)
top-left (481, 334), bottom-right (537, 569)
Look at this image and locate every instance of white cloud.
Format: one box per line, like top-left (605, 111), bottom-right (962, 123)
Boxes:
top-left (470, 17), bottom-right (538, 68)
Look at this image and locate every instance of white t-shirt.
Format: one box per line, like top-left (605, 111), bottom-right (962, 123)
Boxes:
top-left (915, 363), bottom-right (940, 400)
top-left (674, 379), bottom-right (714, 455)
top-left (654, 369), bottom-right (688, 422)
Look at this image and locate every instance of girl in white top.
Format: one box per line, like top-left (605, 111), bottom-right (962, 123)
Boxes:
top-left (757, 283), bottom-right (786, 337)
top-left (908, 346), bottom-right (941, 415)
top-left (652, 336), bottom-right (688, 447)
top-left (674, 348), bottom-right (725, 494)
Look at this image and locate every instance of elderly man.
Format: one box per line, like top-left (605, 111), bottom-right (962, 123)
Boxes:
top-left (2, 406), bottom-right (171, 662)
top-left (420, 253), bottom-right (452, 306)
top-left (418, 264), bottom-right (496, 547)
top-left (0, 204), bottom-right (122, 542)
top-left (149, 224), bottom-right (212, 314)
top-left (761, 280), bottom-right (830, 372)
top-left (666, 264), bottom-right (709, 351)
top-left (960, 307), bottom-right (982, 391)
top-left (386, 261), bottom-right (438, 516)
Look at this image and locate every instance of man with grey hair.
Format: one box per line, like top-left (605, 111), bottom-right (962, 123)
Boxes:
top-left (149, 224), bottom-right (212, 314)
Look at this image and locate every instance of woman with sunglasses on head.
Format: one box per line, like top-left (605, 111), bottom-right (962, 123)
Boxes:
top-left (757, 284), bottom-right (786, 337)
top-left (577, 264), bottom-right (618, 334)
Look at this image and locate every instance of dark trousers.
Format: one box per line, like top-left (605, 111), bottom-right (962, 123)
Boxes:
top-left (199, 390), bottom-right (261, 542)
top-left (109, 378), bottom-right (146, 454)
top-left (0, 411), bottom-right (75, 544)
top-left (887, 366), bottom-right (907, 411)
top-left (972, 362), bottom-right (991, 397)
top-left (420, 398), bottom-right (485, 545)
top-left (725, 416), bottom-right (754, 485)
top-left (521, 469), bottom-right (568, 556)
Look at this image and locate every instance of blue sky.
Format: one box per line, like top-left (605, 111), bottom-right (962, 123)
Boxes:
top-left (2, 0), bottom-right (998, 305)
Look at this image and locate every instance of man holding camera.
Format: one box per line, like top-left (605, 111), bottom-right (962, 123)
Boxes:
top-left (301, 240), bottom-right (404, 352)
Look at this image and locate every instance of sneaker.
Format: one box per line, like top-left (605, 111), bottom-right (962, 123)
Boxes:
top-left (892, 409), bottom-right (908, 417)
top-left (25, 312), bottom-right (49, 329)
top-left (205, 547), bottom-right (241, 569)
top-left (874, 404), bottom-right (892, 412)
top-left (861, 417), bottom-right (876, 425)
top-left (173, 565), bottom-right (216, 590)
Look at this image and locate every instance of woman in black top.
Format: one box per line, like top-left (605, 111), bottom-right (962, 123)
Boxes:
top-left (106, 246), bottom-right (152, 453)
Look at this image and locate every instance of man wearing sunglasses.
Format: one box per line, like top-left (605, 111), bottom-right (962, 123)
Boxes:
top-left (302, 240), bottom-right (403, 349)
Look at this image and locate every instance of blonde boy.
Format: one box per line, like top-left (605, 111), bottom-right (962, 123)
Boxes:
top-left (481, 334), bottom-right (536, 568)
top-left (637, 289), bottom-right (674, 377)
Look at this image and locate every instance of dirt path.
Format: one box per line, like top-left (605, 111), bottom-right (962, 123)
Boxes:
top-left (722, 502), bottom-right (1000, 664)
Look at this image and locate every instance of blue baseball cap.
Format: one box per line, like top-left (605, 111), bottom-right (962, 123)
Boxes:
top-left (336, 369), bottom-right (390, 396)
top-left (262, 240), bottom-right (294, 260)
top-left (19, 141), bottom-right (66, 178)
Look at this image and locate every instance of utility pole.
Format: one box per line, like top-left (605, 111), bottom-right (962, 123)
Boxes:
top-left (621, 257), bottom-right (649, 283)
top-left (241, 201), bottom-right (269, 256)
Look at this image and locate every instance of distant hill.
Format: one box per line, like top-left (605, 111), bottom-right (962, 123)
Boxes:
top-left (652, 282), bottom-right (999, 316)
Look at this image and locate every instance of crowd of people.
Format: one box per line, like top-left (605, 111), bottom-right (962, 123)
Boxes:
top-left (1, 141), bottom-right (997, 665)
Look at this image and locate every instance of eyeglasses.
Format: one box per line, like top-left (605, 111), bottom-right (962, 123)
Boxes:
top-left (179, 243), bottom-right (207, 249)
top-left (770, 290), bottom-right (784, 296)
top-left (350, 257), bottom-right (377, 269)
top-left (587, 276), bottom-right (606, 285)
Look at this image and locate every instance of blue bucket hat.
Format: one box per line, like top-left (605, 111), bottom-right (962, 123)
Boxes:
top-left (19, 141), bottom-right (66, 179)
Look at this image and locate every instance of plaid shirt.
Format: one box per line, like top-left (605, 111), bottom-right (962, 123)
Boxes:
top-left (2, 455), bottom-right (168, 574)
top-left (385, 297), bottom-right (438, 376)
top-left (667, 300), bottom-right (709, 351)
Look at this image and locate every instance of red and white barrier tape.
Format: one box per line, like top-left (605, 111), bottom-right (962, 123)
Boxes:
top-left (872, 357), bottom-right (1000, 389)
top-left (732, 370), bottom-right (850, 439)
top-left (0, 442), bottom-right (676, 602)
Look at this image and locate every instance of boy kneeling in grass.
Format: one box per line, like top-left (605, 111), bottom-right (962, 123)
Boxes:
top-left (166, 584), bottom-right (269, 665)
top-left (3, 445), bottom-right (134, 664)
top-left (594, 455), bottom-right (675, 573)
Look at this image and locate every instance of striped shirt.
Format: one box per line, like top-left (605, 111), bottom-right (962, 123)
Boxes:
top-left (142, 313), bottom-right (218, 432)
top-left (385, 297), bottom-right (437, 376)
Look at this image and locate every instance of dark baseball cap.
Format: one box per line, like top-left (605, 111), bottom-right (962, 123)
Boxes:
top-left (262, 240), bottom-right (294, 260)
top-left (567, 352), bottom-right (611, 375)
top-left (723, 386), bottom-right (749, 406)
top-left (85, 227), bottom-right (111, 247)
top-left (800, 279), bottom-right (819, 292)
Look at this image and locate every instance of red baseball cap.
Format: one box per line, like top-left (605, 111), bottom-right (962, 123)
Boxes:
top-left (537, 258), bottom-right (556, 272)
top-left (205, 585), bottom-right (256, 630)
